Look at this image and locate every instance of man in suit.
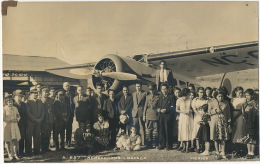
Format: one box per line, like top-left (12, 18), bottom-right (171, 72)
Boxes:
top-left (74, 85), bottom-right (91, 126)
top-left (48, 87), bottom-right (56, 148)
top-left (53, 89), bottom-right (70, 151)
top-left (63, 82), bottom-right (75, 147)
top-left (25, 89), bottom-right (45, 156)
top-left (155, 60), bottom-right (175, 91)
top-left (117, 86), bottom-right (133, 134)
top-left (103, 89), bottom-right (119, 147)
top-left (156, 83), bottom-right (176, 150)
top-left (118, 86), bottom-right (133, 115)
top-left (143, 84), bottom-right (160, 148)
top-left (40, 86), bottom-right (55, 153)
top-left (13, 90), bottom-right (26, 156)
top-left (132, 82), bottom-right (146, 145)
top-left (92, 83), bottom-right (108, 124)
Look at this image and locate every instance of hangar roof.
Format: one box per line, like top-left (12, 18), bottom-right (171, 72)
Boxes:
top-left (3, 54), bottom-right (71, 71)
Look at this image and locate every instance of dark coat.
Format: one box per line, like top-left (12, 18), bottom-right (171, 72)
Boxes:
top-left (40, 97), bottom-right (55, 125)
top-left (118, 94), bottom-right (133, 114)
top-left (103, 98), bottom-right (119, 120)
top-left (74, 95), bottom-right (91, 123)
top-left (64, 90), bottom-right (75, 118)
top-left (53, 100), bottom-right (70, 123)
top-left (92, 93), bottom-right (108, 121)
top-left (26, 99), bottom-right (45, 124)
top-left (156, 94), bottom-right (176, 115)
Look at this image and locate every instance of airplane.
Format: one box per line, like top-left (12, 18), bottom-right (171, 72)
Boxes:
top-left (46, 41), bottom-right (259, 95)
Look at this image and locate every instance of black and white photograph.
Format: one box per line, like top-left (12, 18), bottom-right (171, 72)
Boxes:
top-left (1, 0), bottom-right (259, 162)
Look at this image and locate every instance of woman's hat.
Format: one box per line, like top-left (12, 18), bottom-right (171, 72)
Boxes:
top-left (119, 114), bottom-right (129, 124)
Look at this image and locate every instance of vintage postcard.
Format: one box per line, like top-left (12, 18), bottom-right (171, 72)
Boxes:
top-left (1, 0), bottom-right (259, 163)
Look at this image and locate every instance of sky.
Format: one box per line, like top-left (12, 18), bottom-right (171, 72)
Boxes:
top-left (2, 1), bottom-right (258, 64)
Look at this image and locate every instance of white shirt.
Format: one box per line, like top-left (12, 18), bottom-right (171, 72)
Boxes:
top-left (160, 69), bottom-right (168, 82)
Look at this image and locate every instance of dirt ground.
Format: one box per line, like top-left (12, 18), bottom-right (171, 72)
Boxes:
top-left (3, 145), bottom-right (260, 163)
top-left (3, 119), bottom-right (260, 162)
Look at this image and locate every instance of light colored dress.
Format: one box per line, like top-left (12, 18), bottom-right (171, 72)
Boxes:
top-left (177, 98), bottom-right (193, 141)
top-left (191, 98), bottom-right (208, 139)
top-left (3, 105), bottom-right (21, 142)
top-left (231, 97), bottom-right (246, 143)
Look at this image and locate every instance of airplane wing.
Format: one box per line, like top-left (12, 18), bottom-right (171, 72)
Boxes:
top-left (46, 63), bottom-right (95, 79)
top-left (145, 41), bottom-right (258, 79)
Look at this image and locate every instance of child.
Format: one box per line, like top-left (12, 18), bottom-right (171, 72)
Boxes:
top-left (74, 122), bottom-right (87, 150)
top-left (83, 124), bottom-right (94, 154)
top-left (129, 127), bottom-right (141, 151)
top-left (93, 112), bottom-right (110, 149)
top-left (115, 129), bottom-right (130, 151)
top-left (196, 104), bottom-right (211, 155)
top-left (240, 89), bottom-right (259, 159)
top-left (3, 96), bottom-right (21, 160)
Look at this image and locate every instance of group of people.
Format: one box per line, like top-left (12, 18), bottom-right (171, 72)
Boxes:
top-left (3, 60), bottom-right (259, 161)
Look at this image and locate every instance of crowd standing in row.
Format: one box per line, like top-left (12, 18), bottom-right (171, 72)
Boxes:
top-left (3, 61), bottom-right (259, 161)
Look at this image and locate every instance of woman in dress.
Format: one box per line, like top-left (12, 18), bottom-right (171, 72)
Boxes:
top-left (3, 96), bottom-right (21, 160)
top-left (241, 89), bottom-right (259, 159)
top-left (176, 88), bottom-right (193, 153)
top-left (191, 87), bottom-right (208, 153)
top-left (209, 91), bottom-right (231, 159)
top-left (231, 86), bottom-right (246, 154)
top-left (173, 87), bottom-right (182, 150)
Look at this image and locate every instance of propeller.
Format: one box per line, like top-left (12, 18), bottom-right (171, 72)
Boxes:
top-left (70, 68), bottom-right (137, 81)
top-left (102, 72), bottom-right (137, 81)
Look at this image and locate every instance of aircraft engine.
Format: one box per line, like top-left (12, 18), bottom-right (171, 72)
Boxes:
top-left (92, 54), bottom-right (124, 92)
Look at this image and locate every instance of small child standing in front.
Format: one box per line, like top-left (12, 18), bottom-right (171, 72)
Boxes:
top-left (196, 104), bottom-right (211, 155)
top-left (3, 96), bottom-right (21, 160)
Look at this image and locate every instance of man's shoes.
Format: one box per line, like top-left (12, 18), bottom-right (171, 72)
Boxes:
top-left (189, 147), bottom-right (195, 152)
top-left (165, 147), bottom-right (171, 151)
top-left (66, 142), bottom-right (72, 147)
top-left (196, 149), bottom-right (200, 154)
top-left (157, 146), bottom-right (164, 150)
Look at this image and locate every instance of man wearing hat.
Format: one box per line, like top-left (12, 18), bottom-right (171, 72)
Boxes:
top-left (40, 86), bottom-right (54, 153)
top-left (53, 89), bottom-right (70, 151)
top-left (143, 84), bottom-right (160, 148)
top-left (25, 88), bottom-right (45, 156)
top-left (48, 87), bottom-right (56, 148)
top-left (63, 82), bottom-right (75, 147)
top-left (35, 83), bottom-right (43, 99)
top-left (13, 90), bottom-right (26, 156)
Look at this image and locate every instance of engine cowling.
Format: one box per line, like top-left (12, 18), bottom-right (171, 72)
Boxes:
top-left (92, 54), bottom-right (124, 92)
